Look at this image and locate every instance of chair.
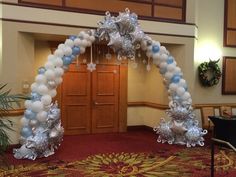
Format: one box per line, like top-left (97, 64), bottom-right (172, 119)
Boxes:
top-left (209, 116), bottom-right (236, 177)
top-left (219, 106), bottom-right (232, 117)
top-left (201, 107), bottom-right (215, 130)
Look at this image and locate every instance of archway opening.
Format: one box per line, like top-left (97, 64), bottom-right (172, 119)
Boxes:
top-left (14, 9), bottom-right (207, 160)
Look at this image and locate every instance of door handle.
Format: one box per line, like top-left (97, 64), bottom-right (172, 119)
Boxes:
top-left (94, 101), bottom-right (99, 105)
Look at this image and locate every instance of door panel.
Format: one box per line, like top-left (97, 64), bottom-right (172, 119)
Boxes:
top-left (92, 65), bottom-right (119, 133)
top-left (61, 64), bottom-right (91, 135)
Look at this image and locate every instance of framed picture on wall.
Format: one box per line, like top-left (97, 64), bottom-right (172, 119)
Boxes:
top-left (222, 56), bottom-right (236, 94)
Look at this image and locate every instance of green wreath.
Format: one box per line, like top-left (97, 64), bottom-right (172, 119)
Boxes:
top-left (198, 59), bottom-right (221, 87)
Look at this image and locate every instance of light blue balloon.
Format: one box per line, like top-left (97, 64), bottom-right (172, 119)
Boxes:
top-left (24, 109), bottom-right (36, 120)
top-left (159, 68), bottom-right (167, 75)
top-left (38, 67), bottom-right (46, 74)
top-left (69, 35), bottom-right (77, 40)
top-left (71, 54), bottom-right (76, 61)
top-left (171, 74), bottom-right (181, 83)
top-left (72, 46), bottom-right (80, 55)
top-left (167, 56), bottom-right (174, 64)
top-left (63, 56), bottom-right (72, 65)
top-left (31, 92), bottom-right (41, 101)
top-left (21, 126), bottom-right (32, 138)
top-left (152, 45), bottom-right (160, 53)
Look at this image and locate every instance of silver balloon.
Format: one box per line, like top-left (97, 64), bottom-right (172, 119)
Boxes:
top-left (13, 102), bottom-right (64, 160)
top-left (130, 26), bottom-right (145, 43)
top-left (154, 118), bottom-right (174, 144)
top-left (96, 8), bottom-right (146, 59)
top-left (108, 32), bottom-right (123, 51)
top-left (47, 80), bottom-right (57, 89)
top-left (154, 101), bottom-right (207, 147)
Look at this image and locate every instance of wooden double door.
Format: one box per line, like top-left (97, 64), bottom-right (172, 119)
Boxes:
top-left (60, 63), bottom-right (125, 135)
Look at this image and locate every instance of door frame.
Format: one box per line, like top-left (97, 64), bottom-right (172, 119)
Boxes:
top-left (56, 63), bottom-right (128, 133)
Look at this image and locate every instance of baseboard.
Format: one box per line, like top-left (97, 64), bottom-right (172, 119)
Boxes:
top-left (127, 125), bottom-right (153, 132)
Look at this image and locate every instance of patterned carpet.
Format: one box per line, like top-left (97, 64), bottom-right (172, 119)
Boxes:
top-left (1, 147), bottom-right (236, 177)
top-left (1, 130), bottom-right (236, 177)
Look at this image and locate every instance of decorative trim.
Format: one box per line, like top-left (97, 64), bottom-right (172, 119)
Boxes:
top-left (146, 31), bottom-right (196, 39)
top-left (0, 1), bottom-right (195, 26)
top-left (0, 18), bottom-right (96, 29)
top-left (194, 104), bottom-right (236, 108)
top-left (0, 18), bottom-right (196, 39)
top-left (128, 102), bottom-right (168, 110)
top-left (128, 101), bottom-right (236, 109)
top-left (1, 109), bottom-right (25, 117)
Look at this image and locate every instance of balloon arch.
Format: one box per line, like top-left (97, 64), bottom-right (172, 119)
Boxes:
top-left (13, 9), bottom-right (207, 160)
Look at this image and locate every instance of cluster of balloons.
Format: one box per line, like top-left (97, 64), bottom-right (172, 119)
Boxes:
top-left (140, 39), bottom-right (192, 106)
top-left (20, 30), bottom-right (96, 144)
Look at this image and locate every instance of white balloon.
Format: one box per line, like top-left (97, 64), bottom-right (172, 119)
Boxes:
top-left (44, 61), bottom-right (55, 70)
top-left (160, 53), bottom-right (168, 62)
top-left (31, 83), bottom-right (39, 92)
top-left (80, 40), bottom-right (87, 47)
top-left (179, 79), bottom-right (186, 87)
top-left (160, 46), bottom-right (167, 54)
top-left (79, 31), bottom-right (86, 37)
top-left (65, 39), bottom-right (74, 48)
top-left (74, 38), bottom-right (82, 46)
top-left (54, 67), bottom-right (64, 77)
top-left (53, 57), bottom-right (63, 67)
top-left (169, 83), bottom-right (178, 91)
top-left (36, 111), bottom-right (48, 122)
top-left (83, 33), bottom-right (90, 40)
top-left (54, 49), bottom-right (64, 58)
top-left (45, 69), bottom-right (56, 80)
top-left (47, 54), bottom-right (56, 62)
top-left (187, 98), bottom-right (192, 104)
top-left (37, 84), bottom-right (49, 95)
top-left (20, 117), bottom-right (29, 126)
top-left (89, 36), bottom-right (95, 42)
top-left (164, 72), bottom-right (174, 80)
top-left (31, 101), bottom-right (43, 112)
top-left (152, 53), bottom-right (160, 60)
top-left (79, 47), bottom-right (86, 54)
top-left (64, 46), bottom-right (72, 56)
top-left (55, 77), bottom-right (63, 85)
top-left (49, 89), bottom-right (57, 98)
top-left (86, 40), bottom-right (92, 47)
top-left (41, 95), bottom-right (52, 106)
top-left (24, 100), bottom-right (32, 109)
top-left (181, 92), bottom-right (191, 100)
top-left (29, 119), bottom-right (38, 127)
top-left (160, 62), bottom-right (167, 69)
top-left (176, 87), bottom-right (185, 96)
top-left (167, 64), bottom-right (176, 72)
top-left (174, 66), bottom-right (181, 74)
top-left (35, 75), bottom-right (47, 84)
top-left (58, 43), bottom-right (66, 50)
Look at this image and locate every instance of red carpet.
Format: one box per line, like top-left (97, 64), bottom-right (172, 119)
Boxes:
top-left (1, 129), bottom-right (236, 176)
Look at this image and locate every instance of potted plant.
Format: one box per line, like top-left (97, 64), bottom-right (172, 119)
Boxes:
top-left (0, 84), bottom-right (28, 164)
